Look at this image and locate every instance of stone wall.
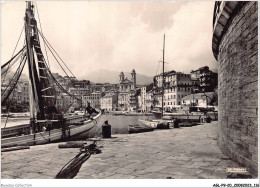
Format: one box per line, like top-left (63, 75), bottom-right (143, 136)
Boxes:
top-left (213, 2), bottom-right (258, 175)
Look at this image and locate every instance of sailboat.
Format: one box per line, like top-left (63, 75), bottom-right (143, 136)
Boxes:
top-left (139, 34), bottom-right (205, 129)
top-left (1, 2), bottom-right (102, 148)
top-left (137, 34), bottom-right (170, 129)
top-left (150, 47), bottom-right (204, 126)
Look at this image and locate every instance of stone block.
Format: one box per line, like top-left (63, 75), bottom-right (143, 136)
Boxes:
top-left (216, 1), bottom-right (258, 176)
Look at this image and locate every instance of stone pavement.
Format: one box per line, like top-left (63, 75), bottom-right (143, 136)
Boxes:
top-left (1, 121), bottom-right (246, 179)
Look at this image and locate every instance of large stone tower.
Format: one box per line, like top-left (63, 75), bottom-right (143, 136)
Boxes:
top-left (131, 69), bottom-right (136, 90)
top-left (212, 2), bottom-right (258, 176)
top-left (119, 72), bottom-right (125, 82)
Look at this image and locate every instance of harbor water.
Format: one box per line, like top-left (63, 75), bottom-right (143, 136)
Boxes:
top-left (1, 114), bottom-right (152, 138)
top-left (79, 114), bottom-right (152, 138)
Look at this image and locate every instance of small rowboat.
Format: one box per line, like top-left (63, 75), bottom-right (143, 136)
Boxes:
top-left (138, 119), bottom-right (158, 129)
top-left (128, 125), bottom-right (155, 134)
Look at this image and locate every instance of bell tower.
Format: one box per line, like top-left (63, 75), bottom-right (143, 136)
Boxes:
top-left (131, 69), bottom-right (136, 90)
top-left (119, 72), bottom-right (124, 82)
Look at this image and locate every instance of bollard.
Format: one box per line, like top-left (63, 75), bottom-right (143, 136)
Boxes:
top-left (174, 119), bottom-right (180, 128)
top-left (102, 120), bottom-right (111, 138)
top-left (206, 117), bottom-right (211, 123)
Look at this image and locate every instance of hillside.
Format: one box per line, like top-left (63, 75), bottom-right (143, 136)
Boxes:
top-left (79, 69), bottom-right (153, 85)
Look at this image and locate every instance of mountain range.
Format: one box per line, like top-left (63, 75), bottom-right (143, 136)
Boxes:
top-left (4, 68), bottom-right (218, 85)
top-left (79, 69), bottom-right (153, 85)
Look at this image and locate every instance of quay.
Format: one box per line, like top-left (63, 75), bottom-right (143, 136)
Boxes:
top-left (1, 121), bottom-right (251, 179)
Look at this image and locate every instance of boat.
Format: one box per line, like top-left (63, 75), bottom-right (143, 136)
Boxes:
top-left (152, 104), bottom-right (207, 122)
top-left (138, 119), bottom-right (158, 129)
top-left (124, 111), bottom-right (144, 116)
top-left (112, 111), bottom-right (126, 116)
top-left (128, 125), bottom-right (155, 134)
top-left (138, 35), bottom-right (170, 129)
top-left (1, 2), bottom-right (102, 148)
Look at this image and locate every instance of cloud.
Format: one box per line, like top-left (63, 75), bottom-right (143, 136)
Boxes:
top-left (1, 1), bottom-right (217, 80)
top-left (129, 2), bottom-right (186, 32)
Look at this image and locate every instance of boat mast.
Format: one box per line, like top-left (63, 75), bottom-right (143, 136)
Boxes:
top-left (192, 84), bottom-right (194, 106)
top-left (25, 1), bottom-right (44, 120)
top-left (25, 1), bottom-right (58, 123)
top-left (162, 34), bottom-right (165, 117)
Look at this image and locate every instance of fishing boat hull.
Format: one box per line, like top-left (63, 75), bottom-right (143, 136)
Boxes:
top-left (128, 125), bottom-right (155, 134)
top-left (1, 112), bottom-right (102, 148)
top-left (152, 111), bottom-right (204, 123)
top-left (112, 111), bottom-right (126, 116)
top-left (151, 110), bottom-right (163, 119)
top-left (156, 121), bottom-right (170, 129)
top-left (138, 119), bottom-right (158, 129)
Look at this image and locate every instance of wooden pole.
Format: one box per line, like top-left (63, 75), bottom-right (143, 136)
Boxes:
top-left (162, 34), bottom-right (165, 118)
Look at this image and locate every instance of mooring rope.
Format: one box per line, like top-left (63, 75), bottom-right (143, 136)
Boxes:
top-left (55, 142), bottom-right (101, 179)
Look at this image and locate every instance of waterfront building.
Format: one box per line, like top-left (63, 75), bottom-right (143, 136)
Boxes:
top-left (181, 92), bottom-right (216, 107)
top-left (20, 81), bottom-right (29, 103)
top-left (60, 93), bottom-right (81, 112)
top-left (100, 93), bottom-right (118, 111)
top-left (190, 70), bottom-right (200, 92)
top-left (54, 76), bottom-right (70, 94)
top-left (56, 95), bottom-right (63, 111)
top-left (118, 70), bottom-right (137, 111)
top-left (69, 87), bottom-right (91, 96)
top-left (128, 88), bottom-right (140, 112)
top-left (191, 66), bottom-right (217, 92)
top-left (140, 83), bottom-right (153, 112)
top-left (89, 83), bottom-right (102, 93)
top-left (81, 91), bottom-right (104, 108)
top-left (72, 79), bottom-right (90, 88)
top-left (9, 87), bottom-right (19, 103)
top-left (102, 83), bottom-right (119, 92)
top-left (153, 70), bottom-right (192, 111)
top-left (146, 89), bottom-right (153, 112)
top-left (91, 92), bottom-right (103, 108)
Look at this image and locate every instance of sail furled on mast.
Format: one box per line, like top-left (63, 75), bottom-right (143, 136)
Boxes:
top-left (24, 2), bottom-right (58, 120)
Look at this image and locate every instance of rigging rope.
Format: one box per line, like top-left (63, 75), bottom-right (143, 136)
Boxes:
top-left (49, 72), bottom-right (82, 101)
top-left (1, 54), bottom-right (27, 136)
top-left (35, 2), bottom-right (50, 69)
top-left (2, 26), bottom-right (25, 84)
top-left (34, 35), bottom-right (82, 101)
top-left (155, 53), bottom-right (163, 76)
top-left (55, 141), bottom-right (101, 179)
top-left (1, 46), bottom-right (26, 69)
top-left (35, 52), bottom-right (82, 104)
top-left (2, 54), bottom-right (27, 103)
top-left (55, 148), bottom-right (91, 179)
top-left (38, 32), bottom-right (77, 86)
top-left (37, 30), bottom-right (78, 81)
top-left (1, 52), bottom-right (23, 76)
top-left (1, 101), bottom-right (12, 136)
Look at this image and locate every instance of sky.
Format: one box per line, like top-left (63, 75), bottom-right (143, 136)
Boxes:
top-left (1, 1), bottom-right (217, 79)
